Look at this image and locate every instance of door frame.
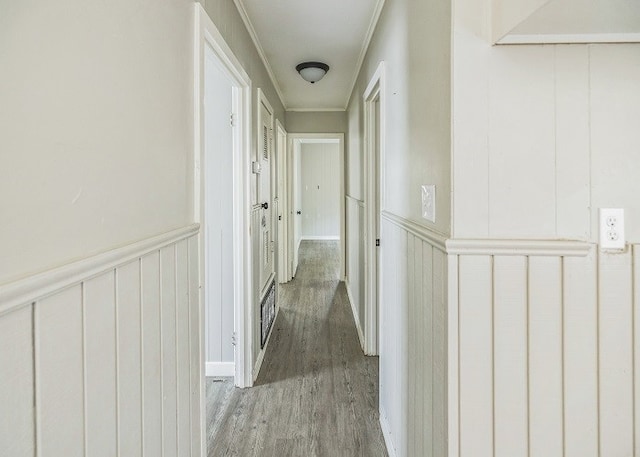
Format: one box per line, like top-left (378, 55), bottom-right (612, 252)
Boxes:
top-left (363, 62), bottom-right (385, 356)
top-left (275, 120), bottom-right (289, 282)
top-left (288, 133), bottom-right (346, 280)
top-left (194, 4), bottom-right (253, 396)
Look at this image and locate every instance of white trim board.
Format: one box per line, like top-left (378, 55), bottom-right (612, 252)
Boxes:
top-left (446, 239), bottom-right (592, 256)
top-left (362, 62), bottom-right (385, 356)
top-left (194, 3), bottom-right (253, 394)
top-left (0, 224), bottom-right (199, 317)
top-left (381, 210), bottom-right (447, 253)
top-left (288, 133), bottom-right (347, 281)
top-left (205, 362), bottom-right (235, 377)
top-left (232, 0), bottom-right (286, 109)
top-left (301, 236), bottom-right (340, 241)
top-left (497, 32), bottom-right (640, 45)
top-left (379, 408), bottom-right (398, 457)
top-left (345, 0), bottom-right (387, 110)
top-left (345, 279), bottom-right (365, 351)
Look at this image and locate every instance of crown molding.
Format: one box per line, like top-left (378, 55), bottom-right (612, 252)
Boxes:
top-left (232, 0), bottom-right (287, 109)
top-left (286, 107), bottom-right (346, 113)
top-left (344, 0), bottom-right (386, 110)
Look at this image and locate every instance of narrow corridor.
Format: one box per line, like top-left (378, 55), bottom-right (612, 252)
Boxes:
top-left (206, 241), bottom-right (388, 456)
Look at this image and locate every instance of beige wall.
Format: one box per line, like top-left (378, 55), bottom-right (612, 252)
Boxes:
top-left (285, 111), bottom-right (347, 134)
top-left (452, 0), bottom-right (640, 242)
top-left (0, 0), bottom-right (195, 284)
top-left (345, 0), bottom-right (451, 455)
top-left (347, 0), bottom-right (451, 235)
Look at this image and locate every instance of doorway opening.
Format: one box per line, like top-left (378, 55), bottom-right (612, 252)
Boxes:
top-left (195, 5), bottom-right (252, 389)
top-left (287, 134), bottom-right (346, 281)
top-left (363, 62), bottom-right (385, 356)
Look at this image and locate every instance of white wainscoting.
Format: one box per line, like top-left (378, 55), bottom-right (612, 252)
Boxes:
top-left (447, 240), bottom-right (640, 457)
top-left (0, 225), bottom-right (201, 457)
top-left (345, 195), bottom-right (365, 348)
top-left (379, 211), bottom-right (448, 457)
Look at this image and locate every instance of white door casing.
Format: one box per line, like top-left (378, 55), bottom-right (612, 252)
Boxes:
top-left (288, 134), bottom-right (346, 280)
top-left (276, 120), bottom-right (289, 282)
top-left (363, 61), bottom-right (385, 356)
top-left (194, 4), bottom-right (253, 400)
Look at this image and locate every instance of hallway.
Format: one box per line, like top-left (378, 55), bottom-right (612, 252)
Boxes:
top-left (206, 241), bottom-right (388, 456)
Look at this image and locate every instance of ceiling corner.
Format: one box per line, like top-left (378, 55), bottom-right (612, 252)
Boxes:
top-left (343, 0), bottom-right (386, 109)
top-left (232, 0), bottom-right (288, 109)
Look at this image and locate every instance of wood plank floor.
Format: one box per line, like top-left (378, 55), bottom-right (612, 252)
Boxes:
top-left (206, 241), bottom-right (388, 457)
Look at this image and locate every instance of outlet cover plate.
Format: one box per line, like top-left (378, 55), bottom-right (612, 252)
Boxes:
top-left (421, 185), bottom-right (436, 223)
top-left (599, 208), bottom-right (625, 250)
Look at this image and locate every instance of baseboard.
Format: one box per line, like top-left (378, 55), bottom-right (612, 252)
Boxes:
top-left (300, 236), bottom-right (340, 240)
top-left (380, 408), bottom-right (397, 457)
top-left (205, 362), bottom-right (235, 377)
top-left (345, 279), bottom-right (365, 351)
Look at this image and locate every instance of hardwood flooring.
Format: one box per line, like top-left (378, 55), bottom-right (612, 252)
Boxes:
top-left (206, 241), bottom-right (388, 457)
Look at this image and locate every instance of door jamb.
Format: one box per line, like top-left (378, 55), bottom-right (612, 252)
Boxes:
top-left (363, 61), bottom-right (385, 356)
top-left (287, 133), bottom-right (346, 281)
top-left (194, 3), bottom-right (253, 400)
top-left (275, 120), bottom-right (289, 282)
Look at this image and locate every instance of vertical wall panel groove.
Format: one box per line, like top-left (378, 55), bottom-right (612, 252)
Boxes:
top-left (598, 249), bottom-right (633, 456)
top-left (529, 256), bottom-right (563, 457)
top-left (0, 305), bottom-right (35, 457)
top-left (142, 252), bottom-right (163, 457)
top-left (634, 245), bottom-right (640, 456)
top-left (84, 272), bottom-right (118, 457)
top-left (563, 252), bottom-right (598, 457)
top-left (188, 236), bottom-right (201, 457)
top-left (459, 255), bottom-right (493, 457)
top-left (433, 248), bottom-right (447, 457)
top-left (407, 234), bottom-right (415, 457)
top-left (117, 260), bottom-right (143, 457)
top-left (161, 246), bottom-right (178, 457)
top-left (36, 285), bottom-right (84, 457)
top-left (176, 240), bottom-right (190, 457)
top-left (493, 255), bottom-right (528, 457)
top-left (115, 269), bottom-right (121, 457)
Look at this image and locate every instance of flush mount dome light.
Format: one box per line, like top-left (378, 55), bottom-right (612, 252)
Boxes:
top-left (296, 61), bottom-right (330, 84)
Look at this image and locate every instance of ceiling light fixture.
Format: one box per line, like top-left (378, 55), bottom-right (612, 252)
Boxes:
top-left (296, 61), bottom-right (330, 84)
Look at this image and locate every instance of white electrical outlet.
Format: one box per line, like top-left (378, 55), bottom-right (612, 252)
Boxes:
top-left (421, 185), bottom-right (435, 223)
top-left (600, 208), bottom-right (625, 250)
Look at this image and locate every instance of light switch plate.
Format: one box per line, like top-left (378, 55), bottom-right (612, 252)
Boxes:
top-left (421, 185), bottom-right (435, 223)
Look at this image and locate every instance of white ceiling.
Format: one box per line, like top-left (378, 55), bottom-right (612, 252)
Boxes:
top-left (234, 0), bottom-right (385, 111)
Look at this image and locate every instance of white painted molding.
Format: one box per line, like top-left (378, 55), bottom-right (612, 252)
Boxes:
top-left (497, 32), bottom-right (640, 45)
top-left (379, 408), bottom-right (398, 457)
top-left (0, 224), bottom-right (200, 317)
top-left (447, 254), bottom-right (460, 457)
top-left (232, 0), bottom-right (287, 109)
top-left (446, 238), bottom-right (593, 257)
top-left (301, 236), bottom-right (340, 241)
top-left (205, 362), bottom-right (235, 377)
top-left (381, 211), bottom-right (448, 252)
top-left (286, 108), bottom-right (347, 113)
top-left (345, 279), bottom-right (365, 351)
top-left (346, 194), bottom-right (365, 208)
top-left (345, 0), bottom-right (387, 110)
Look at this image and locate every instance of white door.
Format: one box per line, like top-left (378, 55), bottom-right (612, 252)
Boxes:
top-left (258, 97), bottom-right (275, 294)
top-left (204, 49), bottom-right (235, 374)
